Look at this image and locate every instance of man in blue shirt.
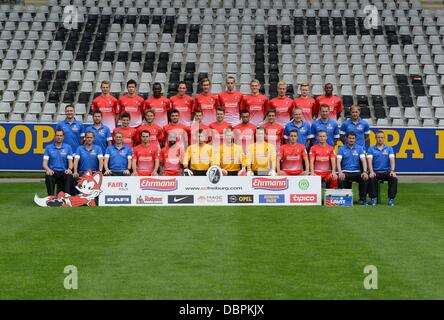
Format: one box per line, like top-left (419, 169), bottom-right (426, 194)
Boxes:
top-left (284, 107), bottom-right (313, 148)
top-left (85, 110), bottom-right (112, 154)
top-left (73, 131), bottom-right (104, 177)
top-left (339, 105), bottom-right (370, 149)
top-left (42, 129), bottom-right (74, 196)
top-left (310, 104), bottom-right (340, 147)
top-left (337, 132), bottom-right (369, 205)
top-left (104, 131), bottom-right (132, 176)
top-left (367, 130), bottom-right (398, 206)
top-left (56, 104), bottom-right (85, 153)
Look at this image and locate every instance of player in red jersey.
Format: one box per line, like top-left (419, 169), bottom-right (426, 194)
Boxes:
top-left (137, 109), bottom-right (164, 148)
top-left (268, 81), bottom-right (293, 126)
top-left (91, 80), bottom-right (119, 131)
top-left (170, 81), bottom-right (194, 126)
top-left (118, 79), bottom-right (145, 127)
top-left (144, 82), bottom-right (171, 128)
top-left (241, 79), bottom-right (268, 126)
top-left (233, 110), bottom-right (257, 154)
top-left (113, 112), bottom-right (138, 147)
top-left (160, 131), bottom-right (185, 176)
top-left (131, 130), bottom-right (159, 176)
top-left (293, 82), bottom-right (316, 123)
top-left (209, 107), bottom-right (233, 148)
top-left (218, 76), bottom-right (243, 126)
top-left (188, 109), bottom-right (211, 146)
top-left (309, 130), bottom-right (338, 188)
top-left (313, 83), bottom-right (343, 120)
top-left (163, 109), bottom-right (189, 149)
top-left (193, 78), bottom-right (219, 125)
top-left (277, 129), bottom-right (309, 176)
top-left (261, 109), bottom-right (284, 152)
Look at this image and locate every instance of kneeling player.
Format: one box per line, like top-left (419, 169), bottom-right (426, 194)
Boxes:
top-left (309, 130), bottom-right (338, 188)
top-left (277, 129), bottom-right (309, 176)
top-left (132, 130), bottom-right (159, 176)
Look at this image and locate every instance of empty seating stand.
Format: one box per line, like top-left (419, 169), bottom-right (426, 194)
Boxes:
top-left (0, 0), bottom-right (443, 127)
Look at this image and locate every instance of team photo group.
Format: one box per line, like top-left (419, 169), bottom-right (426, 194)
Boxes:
top-left (43, 77), bottom-right (398, 206)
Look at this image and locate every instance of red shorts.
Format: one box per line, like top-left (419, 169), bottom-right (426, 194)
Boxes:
top-left (137, 170), bottom-right (153, 176)
top-left (314, 171), bottom-right (338, 188)
top-left (282, 170), bottom-right (304, 176)
top-left (164, 170), bottom-right (179, 176)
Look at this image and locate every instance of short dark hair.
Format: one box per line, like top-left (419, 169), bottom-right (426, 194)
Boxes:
top-left (240, 109), bottom-right (250, 115)
top-left (317, 130), bottom-right (327, 136)
top-left (85, 131), bottom-right (95, 138)
top-left (55, 128), bottom-right (64, 135)
top-left (289, 129), bottom-right (298, 135)
top-left (346, 131), bottom-right (356, 138)
top-left (266, 108), bottom-right (276, 116)
top-left (170, 108), bottom-right (180, 115)
top-left (216, 107), bottom-right (225, 113)
top-left (127, 79), bottom-right (137, 87)
top-left (152, 82), bottom-right (162, 89)
top-left (65, 104), bottom-right (75, 110)
top-left (140, 130), bottom-right (150, 137)
top-left (376, 130), bottom-right (385, 136)
top-left (93, 110), bottom-right (102, 116)
top-left (120, 112), bottom-right (131, 119)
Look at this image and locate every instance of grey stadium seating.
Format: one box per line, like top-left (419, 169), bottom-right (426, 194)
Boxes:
top-left (0, 0), bottom-right (443, 126)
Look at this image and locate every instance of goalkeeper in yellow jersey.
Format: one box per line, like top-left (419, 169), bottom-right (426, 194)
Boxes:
top-left (217, 128), bottom-right (247, 176)
top-left (183, 129), bottom-right (217, 176)
top-left (246, 127), bottom-right (277, 176)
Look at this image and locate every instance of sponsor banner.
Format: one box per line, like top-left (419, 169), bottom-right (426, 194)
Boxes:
top-left (324, 195), bottom-right (353, 207)
top-left (99, 176), bottom-right (322, 206)
top-left (1, 123), bottom-right (444, 173)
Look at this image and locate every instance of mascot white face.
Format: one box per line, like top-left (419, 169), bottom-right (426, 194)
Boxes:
top-left (75, 171), bottom-right (103, 198)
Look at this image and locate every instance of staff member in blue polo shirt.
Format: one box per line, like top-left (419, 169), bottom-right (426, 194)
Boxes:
top-left (284, 107), bottom-right (313, 148)
top-left (310, 104), bottom-right (340, 147)
top-left (367, 130), bottom-right (398, 206)
top-left (85, 110), bottom-right (112, 154)
top-left (56, 104), bottom-right (85, 153)
top-left (42, 129), bottom-right (74, 196)
top-left (339, 105), bottom-right (370, 149)
top-left (337, 132), bottom-right (369, 205)
top-left (73, 131), bottom-right (103, 179)
top-left (104, 131), bottom-right (132, 176)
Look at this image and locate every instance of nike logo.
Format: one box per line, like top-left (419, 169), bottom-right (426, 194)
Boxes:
top-left (173, 196), bottom-right (188, 202)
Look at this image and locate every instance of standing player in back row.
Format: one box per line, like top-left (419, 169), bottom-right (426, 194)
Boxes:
top-left (268, 81), bottom-right (293, 126)
top-left (170, 81), bottom-right (194, 126)
top-left (293, 82), bottom-right (316, 123)
top-left (241, 79), bottom-right (269, 126)
top-left (144, 82), bottom-right (171, 128)
top-left (313, 83), bottom-right (343, 120)
top-left (194, 78), bottom-right (219, 125)
top-left (218, 76), bottom-right (243, 126)
top-left (91, 80), bottom-right (119, 131)
top-left (118, 79), bottom-right (145, 127)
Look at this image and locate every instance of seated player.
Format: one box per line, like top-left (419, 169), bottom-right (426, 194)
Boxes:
top-left (132, 130), bottom-right (159, 176)
top-left (217, 128), bottom-right (246, 176)
top-left (137, 108), bottom-right (164, 148)
top-left (367, 130), bottom-right (398, 206)
top-left (73, 131), bottom-right (103, 179)
top-left (160, 132), bottom-right (185, 176)
top-left (113, 112), bottom-right (138, 147)
top-left (42, 128), bottom-right (74, 196)
top-left (104, 131), bottom-right (132, 176)
top-left (309, 130), bottom-right (338, 188)
top-left (277, 130), bottom-right (309, 176)
top-left (337, 132), bottom-right (369, 205)
top-left (246, 127), bottom-right (276, 176)
top-left (183, 129), bottom-right (216, 176)
top-left (209, 107), bottom-right (232, 148)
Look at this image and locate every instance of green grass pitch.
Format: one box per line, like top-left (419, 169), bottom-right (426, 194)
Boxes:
top-left (1, 181), bottom-right (443, 299)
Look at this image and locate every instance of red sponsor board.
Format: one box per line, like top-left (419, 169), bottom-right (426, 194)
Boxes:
top-left (290, 194), bottom-right (318, 204)
top-left (252, 177), bottom-right (289, 191)
top-left (107, 181), bottom-right (127, 188)
top-left (139, 178), bottom-right (178, 191)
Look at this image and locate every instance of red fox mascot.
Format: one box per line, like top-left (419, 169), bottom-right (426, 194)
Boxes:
top-left (34, 170), bottom-right (103, 207)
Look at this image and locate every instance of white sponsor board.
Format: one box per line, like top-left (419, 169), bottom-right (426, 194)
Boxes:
top-left (99, 175), bottom-right (322, 206)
